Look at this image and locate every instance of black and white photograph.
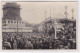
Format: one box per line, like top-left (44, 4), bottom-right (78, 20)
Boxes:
top-left (2, 1), bottom-right (77, 50)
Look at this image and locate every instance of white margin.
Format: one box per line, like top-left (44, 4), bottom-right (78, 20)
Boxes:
top-left (0, 0), bottom-right (80, 53)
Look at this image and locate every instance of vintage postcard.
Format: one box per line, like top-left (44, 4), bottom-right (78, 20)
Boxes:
top-left (1, 1), bottom-right (77, 50)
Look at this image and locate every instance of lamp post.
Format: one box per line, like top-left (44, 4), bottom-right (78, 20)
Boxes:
top-left (17, 17), bottom-right (18, 35)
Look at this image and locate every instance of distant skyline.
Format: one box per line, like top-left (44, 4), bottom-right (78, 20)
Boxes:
top-left (2, 2), bottom-right (77, 24)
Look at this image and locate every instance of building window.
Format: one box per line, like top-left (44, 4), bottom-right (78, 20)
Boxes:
top-left (14, 21), bottom-right (16, 23)
top-left (18, 21), bottom-right (19, 23)
top-left (11, 21), bottom-right (13, 23)
top-left (8, 21), bottom-right (10, 23)
top-left (3, 21), bottom-right (6, 23)
top-left (20, 22), bottom-right (21, 24)
top-left (22, 22), bottom-right (23, 24)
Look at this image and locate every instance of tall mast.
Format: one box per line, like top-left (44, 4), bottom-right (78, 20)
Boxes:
top-left (64, 6), bottom-right (68, 18)
top-left (71, 8), bottom-right (74, 19)
top-left (44, 10), bottom-right (47, 35)
top-left (50, 5), bottom-right (51, 18)
top-left (53, 9), bottom-right (54, 18)
top-left (45, 10), bottom-right (46, 20)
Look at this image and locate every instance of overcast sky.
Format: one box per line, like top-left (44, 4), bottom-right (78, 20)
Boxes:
top-left (2, 2), bottom-right (77, 24)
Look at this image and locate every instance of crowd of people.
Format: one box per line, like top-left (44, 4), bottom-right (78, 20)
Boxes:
top-left (2, 31), bottom-right (76, 49)
top-left (2, 20), bottom-right (76, 49)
